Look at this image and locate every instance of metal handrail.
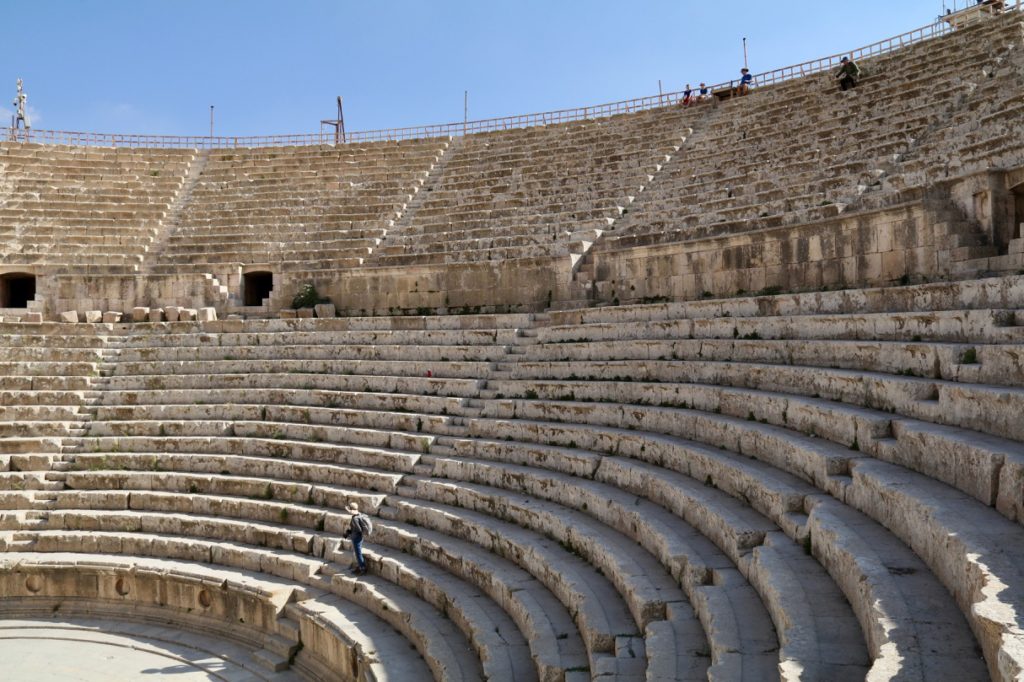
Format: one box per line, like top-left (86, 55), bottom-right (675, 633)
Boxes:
top-left (4, 7), bottom-right (1018, 149)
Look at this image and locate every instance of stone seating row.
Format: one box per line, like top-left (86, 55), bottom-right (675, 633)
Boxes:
top-left (116, 325), bottom-right (522, 347)
top-left (537, 308), bottom-right (1021, 344)
top-left (547, 274), bottom-right (1024, 325)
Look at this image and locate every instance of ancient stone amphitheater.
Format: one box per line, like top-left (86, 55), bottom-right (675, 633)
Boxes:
top-left (2, 9), bottom-right (1024, 682)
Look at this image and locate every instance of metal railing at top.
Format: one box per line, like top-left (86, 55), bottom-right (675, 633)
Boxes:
top-left (4, 5), bottom-right (1020, 149)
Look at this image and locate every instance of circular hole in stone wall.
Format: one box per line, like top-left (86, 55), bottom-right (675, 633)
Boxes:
top-left (197, 589), bottom-right (212, 608)
top-left (115, 578), bottom-right (130, 596)
top-left (24, 575), bottom-right (42, 593)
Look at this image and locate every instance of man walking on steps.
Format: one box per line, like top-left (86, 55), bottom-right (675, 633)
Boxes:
top-left (343, 502), bottom-right (373, 575)
top-left (836, 56), bottom-right (862, 91)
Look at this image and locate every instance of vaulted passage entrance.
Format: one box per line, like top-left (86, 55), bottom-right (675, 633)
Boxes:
top-left (243, 271), bottom-right (273, 306)
top-left (1012, 183), bottom-right (1024, 239)
top-left (0, 273), bottom-right (36, 308)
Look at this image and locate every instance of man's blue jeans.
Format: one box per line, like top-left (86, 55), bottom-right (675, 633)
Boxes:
top-left (351, 534), bottom-right (366, 571)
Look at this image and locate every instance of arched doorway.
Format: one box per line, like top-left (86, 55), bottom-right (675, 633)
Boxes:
top-left (242, 271), bottom-right (274, 307)
top-left (1011, 182), bottom-right (1024, 240)
top-left (0, 272), bottom-right (36, 308)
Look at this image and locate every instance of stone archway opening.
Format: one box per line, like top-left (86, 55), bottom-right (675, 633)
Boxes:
top-left (0, 273), bottom-right (36, 308)
top-left (1011, 182), bottom-right (1024, 240)
top-left (242, 271), bottom-right (274, 307)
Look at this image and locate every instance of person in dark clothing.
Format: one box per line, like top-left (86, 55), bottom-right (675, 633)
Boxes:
top-left (836, 56), bottom-right (862, 91)
top-left (343, 502), bottom-right (372, 575)
top-left (682, 84), bottom-right (695, 106)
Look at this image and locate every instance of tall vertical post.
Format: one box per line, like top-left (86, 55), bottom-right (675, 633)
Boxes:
top-left (337, 96), bottom-right (346, 144)
top-left (658, 79), bottom-right (663, 106)
top-left (464, 90), bottom-right (468, 135)
top-left (743, 38), bottom-right (749, 70)
top-left (210, 105), bottom-right (214, 139)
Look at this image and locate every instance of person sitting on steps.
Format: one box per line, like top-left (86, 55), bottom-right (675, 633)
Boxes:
top-left (682, 83), bottom-right (695, 106)
top-left (836, 55), bottom-right (862, 91)
top-left (734, 68), bottom-right (753, 96)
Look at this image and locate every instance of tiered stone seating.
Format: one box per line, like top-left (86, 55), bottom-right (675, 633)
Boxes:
top-left (1, 10), bottom-right (1023, 681)
top-left (0, 323), bottom-right (109, 490)
top-left (492, 275), bottom-right (1024, 679)
top-left (896, 17), bottom-right (1024, 186)
top-left (369, 105), bottom-right (703, 266)
top-left (0, 143), bottom-right (193, 273)
top-left (605, 13), bottom-right (1024, 249)
top-left (150, 141), bottom-right (448, 286)
top-left (2, 276), bottom-right (1021, 679)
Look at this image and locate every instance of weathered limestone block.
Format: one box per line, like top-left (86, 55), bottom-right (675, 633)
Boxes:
top-left (148, 308), bottom-right (164, 322)
top-left (315, 303), bottom-right (336, 318)
top-left (84, 310), bottom-right (103, 323)
top-left (164, 307), bottom-right (181, 322)
top-left (132, 307), bottom-right (150, 322)
top-left (101, 311), bottom-right (122, 324)
top-left (198, 307), bottom-right (217, 322)
top-left (297, 308), bottom-right (315, 319)
top-left (280, 309), bottom-right (297, 319)
top-left (180, 308), bottom-right (197, 321)
top-left (58, 311), bottom-right (79, 323)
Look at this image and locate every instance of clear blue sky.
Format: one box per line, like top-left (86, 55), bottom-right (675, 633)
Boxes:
top-left (2, 1), bottom-right (945, 137)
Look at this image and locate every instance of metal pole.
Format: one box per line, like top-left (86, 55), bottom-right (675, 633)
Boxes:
top-left (209, 105), bottom-right (214, 139)
top-left (337, 96), bottom-right (346, 144)
top-left (743, 38), bottom-right (749, 70)
top-left (658, 79), bottom-right (663, 105)
top-left (463, 90), bottom-right (468, 135)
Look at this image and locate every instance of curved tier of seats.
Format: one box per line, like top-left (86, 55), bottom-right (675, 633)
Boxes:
top-left (1, 274), bottom-right (1021, 679)
top-left (367, 105), bottom-right (702, 267)
top-left (150, 141), bottom-right (449, 284)
top-left (0, 143), bottom-right (194, 273)
top-left (603, 13), bottom-right (1024, 249)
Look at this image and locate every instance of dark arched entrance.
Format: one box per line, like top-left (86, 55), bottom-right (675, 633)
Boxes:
top-left (0, 273), bottom-right (36, 308)
top-left (243, 271), bottom-right (274, 306)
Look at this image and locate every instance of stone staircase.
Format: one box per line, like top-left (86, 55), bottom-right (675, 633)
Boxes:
top-left (365, 136), bottom-right (460, 264)
top-left (142, 149), bottom-right (209, 275)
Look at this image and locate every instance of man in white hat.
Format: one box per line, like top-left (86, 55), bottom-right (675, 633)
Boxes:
top-left (342, 502), bottom-right (372, 575)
